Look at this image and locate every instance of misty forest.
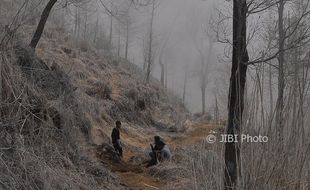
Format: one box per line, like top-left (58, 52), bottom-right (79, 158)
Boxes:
top-left (0, 0), bottom-right (309, 189)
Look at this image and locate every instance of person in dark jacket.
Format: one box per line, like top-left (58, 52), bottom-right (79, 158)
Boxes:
top-left (147, 136), bottom-right (171, 167)
top-left (111, 120), bottom-right (123, 158)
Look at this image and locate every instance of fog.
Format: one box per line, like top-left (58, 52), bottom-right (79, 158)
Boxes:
top-left (125, 0), bottom-right (227, 114)
top-left (0, 0), bottom-right (280, 116)
top-left (2, 0), bottom-right (310, 189)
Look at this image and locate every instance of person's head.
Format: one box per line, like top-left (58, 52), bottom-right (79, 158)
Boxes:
top-left (154, 136), bottom-right (161, 144)
top-left (115, 120), bottom-right (121, 129)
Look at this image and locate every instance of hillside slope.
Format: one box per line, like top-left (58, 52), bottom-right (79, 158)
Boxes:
top-left (0, 26), bottom-right (190, 189)
top-left (35, 28), bottom-right (189, 145)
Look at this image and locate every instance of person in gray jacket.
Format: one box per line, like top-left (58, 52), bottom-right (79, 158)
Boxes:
top-left (147, 136), bottom-right (171, 167)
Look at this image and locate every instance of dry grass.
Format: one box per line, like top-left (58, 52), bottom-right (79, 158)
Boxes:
top-left (0, 47), bottom-right (121, 189)
top-left (141, 114), bottom-right (309, 190)
top-left (0, 21), bottom-right (191, 189)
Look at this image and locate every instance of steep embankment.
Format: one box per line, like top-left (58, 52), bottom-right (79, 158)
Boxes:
top-left (35, 31), bottom-right (189, 139)
top-left (1, 25), bottom-right (193, 189)
top-left (34, 32), bottom-right (192, 189)
top-left (1, 46), bottom-right (122, 189)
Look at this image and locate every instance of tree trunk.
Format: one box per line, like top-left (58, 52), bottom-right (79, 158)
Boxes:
top-left (125, 21), bottom-right (129, 60)
top-left (146, 0), bottom-right (155, 83)
top-left (214, 93), bottom-right (219, 124)
top-left (0, 55), bottom-right (2, 105)
top-left (84, 7), bottom-right (88, 41)
top-left (182, 71), bottom-right (188, 103)
top-left (276, 0), bottom-right (285, 140)
top-left (142, 39), bottom-right (147, 71)
top-left (269, 64), bottom-right (273, 119)
top-left (118, 31), bottom-right (121, 57)
top-left (290, 49), bottom-right (298, 146)
top-left (93, 17), bottom-right (99, 44)
top-left (158, 46), bottom-right (165, 86)
top-left (201, 86), bottom-right (206, 114)
top-left (74, 7), bottom-right (78, 39)
top-left (159, 63), bottom-right (165, 86)
top-left (109, 4), bottom-right (113, 48)
top-left (29, 0), bottom-right (58, 49)
top-left (77, 7), bottom-right (81, 42)
top-left (164, 62), bottom-right (168, 88)
top-left (224, 0), bottom-right (248, 189)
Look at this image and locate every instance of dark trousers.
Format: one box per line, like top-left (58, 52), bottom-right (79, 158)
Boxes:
top-left (147, 151), bottom-right (160, 167)
top-left (113, 143), bottom-right (123, 158)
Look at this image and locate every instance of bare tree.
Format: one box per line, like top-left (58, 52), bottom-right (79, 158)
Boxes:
top-left (213, 0), bottom-right (310, 188)
top-left (158, 36), bottom-right (172, 86)
top-left (109, 1), bottom-right (114, 47)
top-left (93, 16), bottom-right (99, 43)
top-left (119, 2), bottom-right (134, 60)
top-left (29, 0), bottom-right (58, 49)
top-left (182, 65), bottom-right (189, 103)
top-left (164, 58), bottom-right (168, 88)
top-left (117, 21), bottom-right (122, 57)
top-left (83, 3), bottom-right (88, 40)
top-left (199, 46), bottom-right (210, 114)
top-left (213, 91), bottom-right (219, 124)
top-left (74, 5), bottom-right (81, 42)
top-left (142, 38), bottom-right (148, 71)
top-left (157, 16), bottom-right (177, 87)
top-left (194, 35), bottom-right (213, 114)
top-left (224, 0), bottom-right (248, 189)
top-left (145, 0), bottom-right (157, 83)
top-left (125, 16), bottom-right (130, 59)
top-left (276, 0), bottom-right (285, 139)
top-left (158, 48), bottom-right (165, 86)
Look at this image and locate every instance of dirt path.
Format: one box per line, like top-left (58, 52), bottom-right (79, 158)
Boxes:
top-left (96, 122), bottom-right (222, 190)
top-left (167, 122), bottom-right (222, 146)
top-left (95, 144), bottom-right (164, 190)
top-left (117, 171), bottom-right (163, 190)
top-left (111, 74), bottom-right (122, 99)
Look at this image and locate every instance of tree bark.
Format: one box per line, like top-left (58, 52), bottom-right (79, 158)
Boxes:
top-left (125, 20), bottom-right (129, 60)
top-left (182, 71), bottom-right (188, 103)
top-left (276, 0), bottom-right (285, 139)
top-left (269, 64), bottom-right (273, 118)
top-left (201, 86), bottom-right (206, 114)
top-left (84, 6), bottom-right (88, 41)
top-left (224, 0), bottom-right (248, 189)
top-left (29, 0), bottom-right (58, 49)
top-left (74, 7), bottom-right (78, 39)
top-left (118, 30), bottom-right (121, 57)
top-left (109, 3), bottom-right (113, 48)
top-left (146, 0), bottom-right (155, 83)
top-left (158, 46), bottom-right (166, 86)
top-left (77, 7), bottom-right (81, 42)
top-left (94, 17), bottom-right (99, 44)
top-left (159, 63), bottom-right (165, 86)
top-left (164, 62), bottom-right (168, 88)
top-left (0, 54), bottom-right (2, 105)
top-left (214, 93), bottom-right (219, 124)
top-left (141, 38), bottom-right (149, 72)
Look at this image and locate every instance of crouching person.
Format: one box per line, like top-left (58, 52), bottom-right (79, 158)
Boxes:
top-left (147, 136), bottom-right (171, 167)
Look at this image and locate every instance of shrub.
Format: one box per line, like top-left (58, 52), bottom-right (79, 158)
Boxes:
top-left (136, 99), bottom-right (146, 110)
top-left (102, 82), bottom-right (112, 99)
top-left (125, 88), bottom-right (138, 100)
top-left (79, 40), bottom-right (89, 52)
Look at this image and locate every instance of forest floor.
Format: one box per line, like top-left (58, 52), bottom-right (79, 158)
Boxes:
top-left (94, 122), bottom-right (222, 190)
